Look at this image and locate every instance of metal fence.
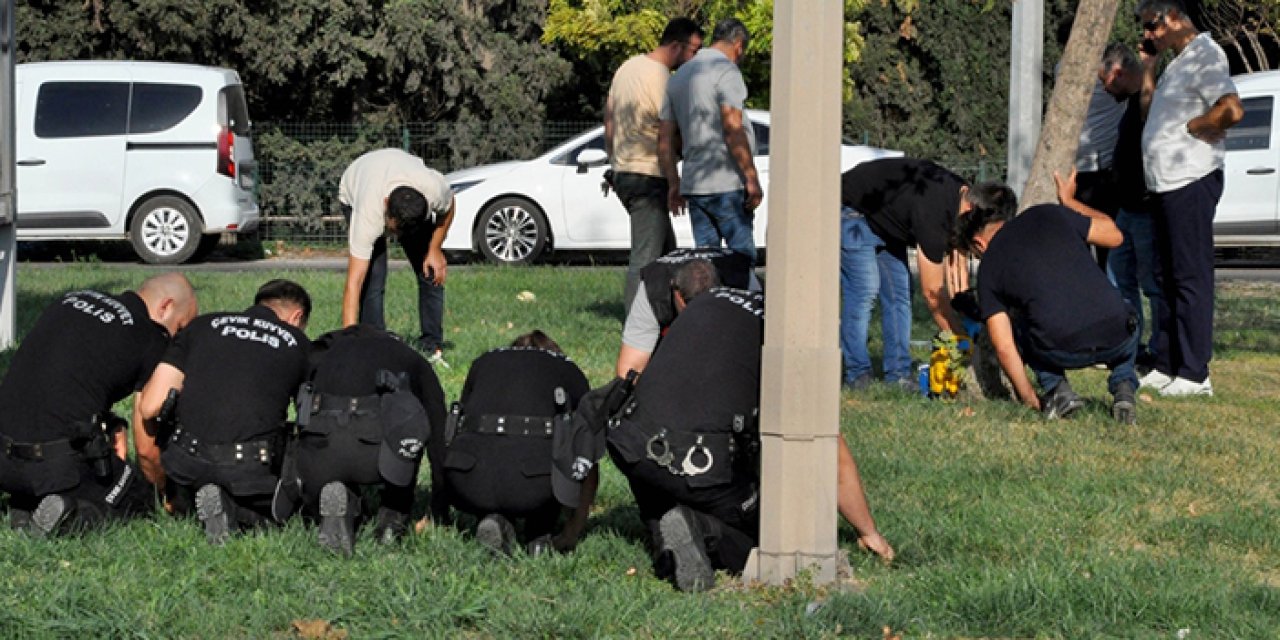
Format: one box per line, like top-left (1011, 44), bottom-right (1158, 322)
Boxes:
top-left (254, 121), bottom-right (595, 244)
top-left (252, 120), bottom-right (1005, 244)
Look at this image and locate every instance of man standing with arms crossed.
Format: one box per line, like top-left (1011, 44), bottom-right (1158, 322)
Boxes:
top-left (605, 17), bottom-right (704, 305)
top-left (659, 18), bottom-right (762, 263)
top-left (1136, 0), bottom-right (1243, 396)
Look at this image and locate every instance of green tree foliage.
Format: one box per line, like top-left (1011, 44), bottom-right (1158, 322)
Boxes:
top-left (542, 0), bottom-right (867, 119)
top-left (845, 0), bottom-right (1012, 161)
top-left (15, 0), bottom-right (570, 127)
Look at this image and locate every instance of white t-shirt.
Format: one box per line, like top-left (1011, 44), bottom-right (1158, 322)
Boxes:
top-left (1142, 33), bottom-right (1238, 193)
top-left (338, 148), bottom-right (453, 259)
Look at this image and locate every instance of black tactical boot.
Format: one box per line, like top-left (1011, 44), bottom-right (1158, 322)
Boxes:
top-left (1111, 381), bottom-right (1137, 425)
top-left (318, 481), bottom-right (359, 556)
top-left (659, 506), bottom-right (715, 592)
top-left (195, 484), bottom-right (235, 546)
top-left (30, 494), bottom-right (74, 538)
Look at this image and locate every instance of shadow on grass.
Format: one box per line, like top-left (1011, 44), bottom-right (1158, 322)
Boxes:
top-left (586, 300), bottom-right (626, 324)
top-left (587, 504), bottom-right (649, 546)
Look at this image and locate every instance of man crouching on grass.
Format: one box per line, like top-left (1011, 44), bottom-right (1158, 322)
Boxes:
top-left (953, 173), bottom-right (1141, 424)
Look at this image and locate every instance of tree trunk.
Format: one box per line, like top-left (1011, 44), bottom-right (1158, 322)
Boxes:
top-left (1018, 0), bottom-right (1123, 210)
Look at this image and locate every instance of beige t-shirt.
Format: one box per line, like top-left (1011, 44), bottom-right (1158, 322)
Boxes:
top-left (338, 148), bottom-right (453, 259)
top-left (607, 55), bottom-right (670, 177)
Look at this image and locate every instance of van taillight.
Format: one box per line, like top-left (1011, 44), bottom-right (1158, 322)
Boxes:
top-left (217, 127), bottom-right (236, 179)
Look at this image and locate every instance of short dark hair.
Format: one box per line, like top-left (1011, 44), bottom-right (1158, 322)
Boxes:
top-left (387, 186), bottom-right (432, 238)
top-left (1101, 42), bottom-right (1141, 76)
top-left (1135, 0), bottom-right (1186, 19)
top-left (672, 258), bottom-right (720, 303)
top-left (255, 279), bottom-right (312, 324)
top-left (511, 329), bottom-right (562, 354)
top-left (660, 17), bottom-right (703, 46)
top-left (952, 182), bottom-right (1018, 254)
top-left (711, 18), bottom-right (749, 49)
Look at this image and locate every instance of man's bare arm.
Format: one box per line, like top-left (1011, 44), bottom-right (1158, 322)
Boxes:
top-left (1187, 93), bottom-right (1244, 143)
top-left (986, 312), bottom-right (1040, 410)
top-left (135, 363), bottom-right (186, 487)
top-left (719, 105), bottom-right (762, 210)
top-left (917, 254), bottom-right (964, 334)
top-left (659, 119), bottom-right (685, 215)
top-left (341, 256), bottom-right (372, 327)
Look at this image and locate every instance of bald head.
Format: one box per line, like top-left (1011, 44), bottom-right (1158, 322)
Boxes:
top-left (137, 272), bottom-right (198, 335)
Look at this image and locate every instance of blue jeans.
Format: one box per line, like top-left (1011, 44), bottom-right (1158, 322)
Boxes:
top-left (342, 205), bottom-right (446, 350)
top-left (1107, 207), bottom-right (1163, 357)
top-left (686, 190), bottom-right (756, 263)
top-left (839, 211), bottom-right (913, 383)
top-left (1018, 315), bottom-right (1140, 396)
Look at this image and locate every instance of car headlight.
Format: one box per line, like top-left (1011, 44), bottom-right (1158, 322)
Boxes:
top-left (450, 179), bottom-right (484, 194)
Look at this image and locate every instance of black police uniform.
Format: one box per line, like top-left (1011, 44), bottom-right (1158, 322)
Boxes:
top-left (607, 287), bottom-right (764, 574)
top-left (290, 325), bottom-right (444, 520)
top-left (442, 347), bottom-right (590, 538)
top-left (639, 247), bottom-right (754, 330)
top-left (0, 290), bottom-right (168, 529)
top-left (159, 306), bottom-right (310, 526)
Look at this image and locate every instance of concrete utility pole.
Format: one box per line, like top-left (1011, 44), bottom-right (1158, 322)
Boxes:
top-left (0, 0), bottom-right (16, 350)
top-left (1007, 0), bottom-right (1044, 198)
top-left (743, 0), bottom-right (844, 585)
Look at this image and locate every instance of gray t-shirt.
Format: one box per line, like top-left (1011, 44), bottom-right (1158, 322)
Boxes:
top-left (660, 48), bottom-right (754, 196)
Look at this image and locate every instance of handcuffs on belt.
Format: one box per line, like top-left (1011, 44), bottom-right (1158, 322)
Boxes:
top-left (645, 429), bottom-right (714, 477)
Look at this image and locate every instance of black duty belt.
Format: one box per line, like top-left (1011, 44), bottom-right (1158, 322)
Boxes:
top-left (457, 414), bottom-right (561, 438)
top-left (1, 434), bottom-right (78, 462)
top-left (169, 428), bottom-right (275, 465)
top-left (311, 393), bottom-right (381, 415)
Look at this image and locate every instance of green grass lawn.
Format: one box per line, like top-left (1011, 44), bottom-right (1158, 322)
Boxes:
top-left (2, 264), bottom-right (1279, 638)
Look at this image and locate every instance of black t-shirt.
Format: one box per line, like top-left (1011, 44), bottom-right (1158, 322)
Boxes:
top-left (0, 290), bottom-right (170, 441)
top-left (460, 347), bottom-right (590, 416)
top-left (1113, 94), bottom-right (1146, 213)
top-left (977, 204), bottom-right (1132, 352)
top-left (631, 287), bottom-right (764, 433)
top-left (165, 306), bottom-right (311, 443)
top-left (641, 247), bottom-right (754, 329)
top-left (308, 325), bottom-right (445, 430)
top-left (840, 157), bottom-right (965, 262)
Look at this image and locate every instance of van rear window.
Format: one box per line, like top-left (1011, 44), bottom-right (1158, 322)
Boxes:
top-left (35, 81), bottom-right (129, 138)
top-left (219, 85), bottom-right (252, 136)
top-left (130, 83), bottom-right (202, 134)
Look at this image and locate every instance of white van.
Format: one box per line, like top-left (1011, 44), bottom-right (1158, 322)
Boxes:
top-left (15, 61), bottom-right (258, 263)
top-left (1219, 70), bottom-right (1280, 247)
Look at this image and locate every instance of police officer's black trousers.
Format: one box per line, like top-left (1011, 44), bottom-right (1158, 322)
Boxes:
top-left (608, 444), bottom-right (759, 574)
top-left (442, 433), bottom-right (562, 540)
top-left (296, 457), bottom-right (418, 517)
top-left (2, 454), bottom-right (154, 529)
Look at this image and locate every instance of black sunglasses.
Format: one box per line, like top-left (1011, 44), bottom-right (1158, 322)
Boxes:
top-left (1141, 13), bottom-right (1163, 32)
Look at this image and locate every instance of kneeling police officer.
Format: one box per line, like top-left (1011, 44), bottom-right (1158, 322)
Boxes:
top-left (0, 273), bottom-right (198, 536)
top-left (607, 285), bottom-right (766, 591)
top-left (441, 331), bottom-right (594, 555)
top-left (278, 324), bottom-right (444, 555)
top-left (138, 279), bottom-right (312, 544)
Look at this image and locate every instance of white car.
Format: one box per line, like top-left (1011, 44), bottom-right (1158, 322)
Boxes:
top-left (15, 61), bottom-right (259, 264)
top-left (443, 110), bottom-right (903, 264)
top-left (1219, 70), bottom-right (1280, 247)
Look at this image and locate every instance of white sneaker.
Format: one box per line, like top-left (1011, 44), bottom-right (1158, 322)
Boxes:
top-left (1139, 369), bottom-right (1174, 389)
top-left (1158, 376), bottom-right (1213, 397)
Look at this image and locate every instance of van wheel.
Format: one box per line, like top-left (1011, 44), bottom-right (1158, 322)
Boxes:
top-left (129, 196), bottom-right (204, 264)
top-left (474, 197), bottom-right (549, 265)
